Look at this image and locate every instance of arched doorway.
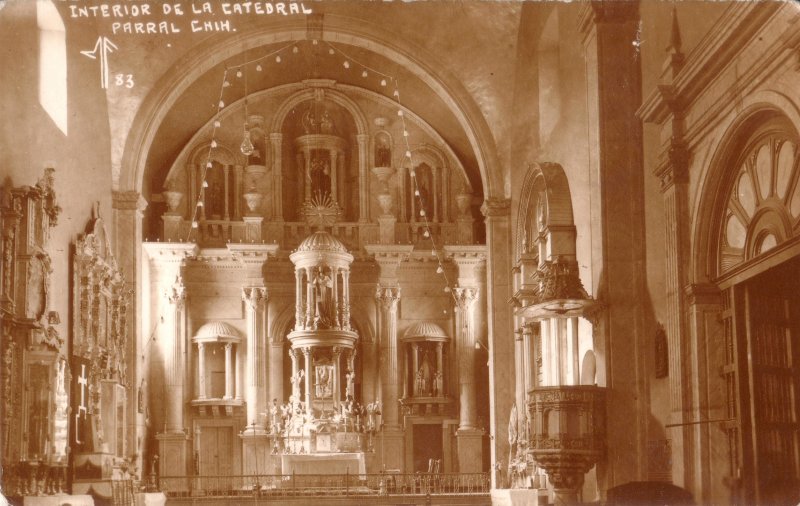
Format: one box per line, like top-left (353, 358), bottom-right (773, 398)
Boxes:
top-left (709, 114), bottom-right (800, 505)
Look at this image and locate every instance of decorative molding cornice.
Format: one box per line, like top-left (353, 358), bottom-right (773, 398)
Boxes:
top-left (112, 190), bottom-right (147, 212)
top-left (684, 282), bottom-right (722, 306)
top-left (480, 198), bottom-right (510, 218)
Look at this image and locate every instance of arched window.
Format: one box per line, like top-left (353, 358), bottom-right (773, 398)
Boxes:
top-left (37, 0), bottom-right (67, 135)
top-left (719, 118), bottom-right (800, 273)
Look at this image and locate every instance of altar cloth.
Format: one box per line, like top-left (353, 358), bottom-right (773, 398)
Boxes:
top-left (281, 452), bottom-right (366, 476)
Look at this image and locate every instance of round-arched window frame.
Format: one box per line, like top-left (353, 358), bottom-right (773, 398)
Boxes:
top-left (719, 119), bottom-right (800, 274)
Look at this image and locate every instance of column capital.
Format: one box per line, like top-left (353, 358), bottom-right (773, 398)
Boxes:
top-left (224, 342), bottom-right (233, 351)
top-left (301, 346), bottom-right (312, 357)
top-left (480, 198), bottom-right (510, 218)
top-left (453, 286), bottom-right (479, 310)
top-left (166, 278), bottom-right (187, 307)
top-left (332, 346), bottom-right (342, 357)
top-left (112, 190), bottom-right (148, 212)
top-left (242, 286), bottom-right (268, 310)
top-left (375, 285), bottom-right (401, 311)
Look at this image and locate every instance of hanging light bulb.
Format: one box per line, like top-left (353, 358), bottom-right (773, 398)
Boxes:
top-left (431, 250), bottom-right (437, 257)
top-left (213, 120), bottom-right (221, 128)
top-left (240, 125), bottom-right (255, 156)
top-left (219, 100), bottom-right (225, 108)
top-left (276, 56), bottom-right (281, 63)
top-left (328, 48), bottom-right (335, 55)
top-left (420, 209), bottom-right (426, 217)
top-left (409, 170), bottom-right (416, 178)
top-left (403, 130), bottom-right (409, 137)
top-left (423, 229), bottom-right (430, 238)
top-left (443, 286), bottom-right (451, 293)
top-left (397, 110), bottom-right (404, 117)
top-left (405, 150), bottom-right (412, 158)
top-left (236, 69), bottom-right (242, 78)
top-left (192, 221), bottom-right (199, 229)
top-left (223, 80), bottom-right (231, 88)
top-left (343, 61), bottom-right (350, 69)
top-left (202, 180), bottom-right (209, 188)
top-left (292, 46), bottom-right (299, 54)
top-left (312, 39), bottom-right (318, 45)
top-left (211, 140), bottom-right (218, 148)
top-left (256, 64), bottom-right (262, 71)
top-left (380, 79), bottom-right (387, 87)
top-left (414, 190), bottom-right (420, 197)
top-left (206, 161), bottom-right (213, 169)
top-left (197, 201), bottom-right (204, 208)
top-left (436, 265), bottom-right (444, 274)
top-left (393, 90), bottom-right (400, 98)
top-left (362, 70), bottom-right (368, 78)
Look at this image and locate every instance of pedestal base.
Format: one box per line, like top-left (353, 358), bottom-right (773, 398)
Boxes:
top-left (456, 428), bottom-right (484, 473)
top-left (491, 488), bottom-right (543, 506)
top-left (242, 216), bottom-right (263, 242)
top-left (240, 430), bottom-right (271, 475)
top-left (156, 431), bottom-right (189, 477)
top-left (378, 215), bottom-right (396, 244)
top-left (379, 429), bottom-right (405, 472)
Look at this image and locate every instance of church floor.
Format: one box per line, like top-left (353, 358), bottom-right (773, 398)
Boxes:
top-left (164, 495), bottom-right (491, 506)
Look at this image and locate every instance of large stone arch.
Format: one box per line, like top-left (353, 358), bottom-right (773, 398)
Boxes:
top-left (692, 90), bottom-right (800, 284)
top-left (119, 15), bottom-right (502, 200)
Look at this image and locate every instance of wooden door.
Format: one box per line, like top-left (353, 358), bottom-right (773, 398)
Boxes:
top-left (199, 426), bottom-right (234, 477)
top-left (745, 257), bottom-right (800, 505)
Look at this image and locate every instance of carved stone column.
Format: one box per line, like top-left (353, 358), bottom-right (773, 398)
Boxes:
top-left (302, 347), bottom-right (312, 415)
top-left (357, 134), bottom-right (369, 222)
top-left (224, 343), bottom-right (234, 400)
top-left (242, 286), bottom-right (267, 430)
top-left (270, 133), bottom-right (283, 221)
top-left (164, 281), bottom-right (187, 432)
top-left (376, 285), bottom-right (403, 469)
top-left (332, 346), bottom-right (342, 408)
top-left (580, 1), bottom-right (648, 489)
top-left (112, 190), bottom-right (147, 472)
top-left (480, 197), bottom-right (514, 488)
top-left (198, 343), bottom-right (207, 399)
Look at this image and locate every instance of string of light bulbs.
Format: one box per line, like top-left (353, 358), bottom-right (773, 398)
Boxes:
top-left (183, 39), bottom-right (463, 305)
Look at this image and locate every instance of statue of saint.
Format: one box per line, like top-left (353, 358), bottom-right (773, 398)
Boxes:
top-left (320, 110), bottom-right (334, 134)
top-left (345, 371), bottom-right (355, 399)
top-left (313, 267), bottom-right (334, 327)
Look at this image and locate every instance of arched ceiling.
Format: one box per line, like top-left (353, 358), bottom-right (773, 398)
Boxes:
top-left (144, 39), bottom-right (481, 200)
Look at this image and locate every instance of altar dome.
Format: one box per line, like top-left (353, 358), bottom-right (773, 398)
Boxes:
top-left (194, 321), bottom-right (241, 341)
top-left (296, 230), bottom-right (348, 253)
top-left (403, 322), bottom-right (449, 341)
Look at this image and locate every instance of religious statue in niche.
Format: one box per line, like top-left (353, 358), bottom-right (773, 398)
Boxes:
top-left (375, 136), bottom-right (392, 168)
top-left (315, 363), bottom-right (333, 398)
top-left (301, 106), bottom-right (337, 135)
top-left (414, 164), bottom-right (434, 218)
top-left (415, 350), bottom-right (434, 396)
top-left (312, 266), bottom-right (334, 328)
top-left (310, 154), bottom-right (332, 199)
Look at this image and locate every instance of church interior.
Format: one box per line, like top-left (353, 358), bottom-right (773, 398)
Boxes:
top-left (1, 1), bottom-right (800, 505)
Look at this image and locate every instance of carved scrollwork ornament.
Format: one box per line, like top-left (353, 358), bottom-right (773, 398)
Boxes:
top-left (452, 286), bottom-right (479, 310)
top-left (375, 285), bottom-right (400, 311)
top-left (242, 286), bottom-right (268, 310)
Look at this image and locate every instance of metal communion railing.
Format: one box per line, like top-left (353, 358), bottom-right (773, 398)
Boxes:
top-left (158, 472), bottom-right (490, 498)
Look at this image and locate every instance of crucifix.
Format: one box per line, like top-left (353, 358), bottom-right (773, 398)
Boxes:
top-left (75, 364), bottom-right (88, 444)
